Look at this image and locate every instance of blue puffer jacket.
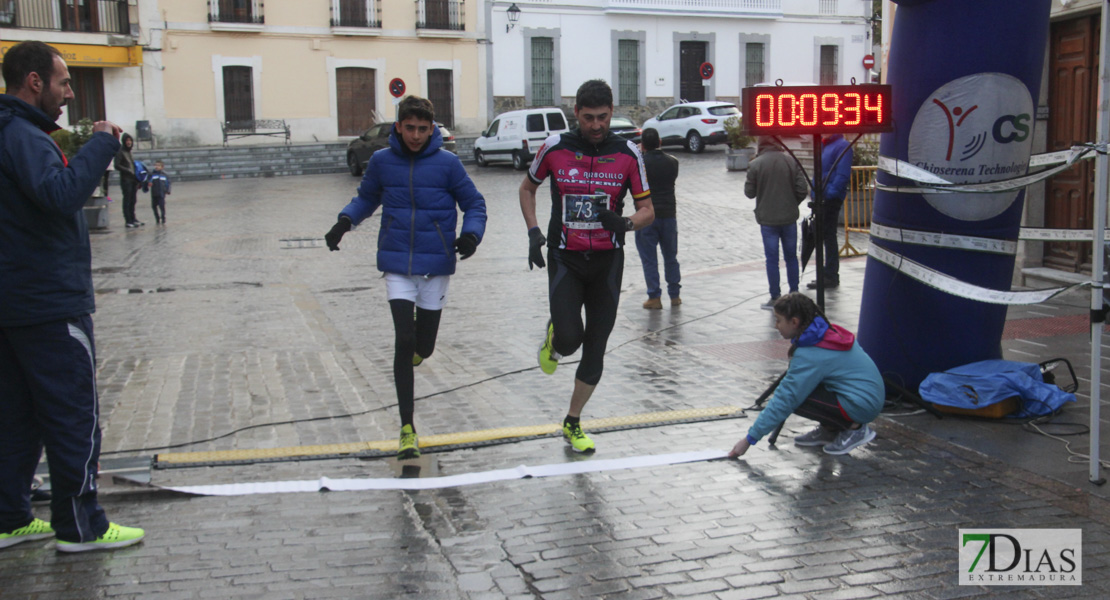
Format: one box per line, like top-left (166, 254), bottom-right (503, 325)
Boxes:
top-left (339, 125), bottom-right (486, 276)
top-left (814, 133), bottom-right (853, 201)
top-left (0, 94), bottom-right (120, 327)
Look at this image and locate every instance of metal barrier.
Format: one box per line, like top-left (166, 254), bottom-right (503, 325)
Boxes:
top-left (841, 165), bottom-right (876, 257)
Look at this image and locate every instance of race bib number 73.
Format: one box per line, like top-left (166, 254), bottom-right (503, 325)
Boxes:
top-left (563, 193), bottom-right (610, 230)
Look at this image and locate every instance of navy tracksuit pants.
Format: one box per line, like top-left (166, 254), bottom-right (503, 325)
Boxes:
top-left (0, 315), bottom-right (109, 543)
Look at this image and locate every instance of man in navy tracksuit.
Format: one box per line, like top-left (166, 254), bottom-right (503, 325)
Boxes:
top-left (0, 41), bottom-right (145, 553)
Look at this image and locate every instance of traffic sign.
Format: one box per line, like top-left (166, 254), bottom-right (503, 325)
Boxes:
top-left (863, 54), bottom-right (876, 70)
top-left (699, 62), bottom-right (714, 80)
top-left (389, 78), bottom-right (406, 98)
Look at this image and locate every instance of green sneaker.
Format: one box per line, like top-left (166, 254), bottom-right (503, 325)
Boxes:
top-left (412, 353), bottom-right (424, 366)
top-left (538, 320), bottom-right (558, 375)
top-left (398, 424), bottom-right (420, 459)
top-left (55, 522), bottom-right (144, 553)
top-left (0, 518), bottom-right (54, 549)
top-left (562, 422), bottom-right (595, 453)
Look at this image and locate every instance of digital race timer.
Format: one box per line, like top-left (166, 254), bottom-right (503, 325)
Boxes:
top-left (741, 84), bottom-right (893, 135)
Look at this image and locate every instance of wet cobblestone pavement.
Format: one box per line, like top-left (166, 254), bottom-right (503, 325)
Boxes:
top-left (2, 147), bottom-right (1108, 599)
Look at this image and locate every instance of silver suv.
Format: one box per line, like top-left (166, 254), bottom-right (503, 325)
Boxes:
top-left (642, 101), bottom-right (741, 153)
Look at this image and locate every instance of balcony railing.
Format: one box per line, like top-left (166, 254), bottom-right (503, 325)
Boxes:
top-left (0, 0), bottom-right (130, 35)
top-left (416, 0), bottom-right (463, 31)
top-left (332, 0), bottom-right (380, 28)
top-left (208, 0), bottom-right (264, 25)
top-left (605, 0), bottom-right (782, 16)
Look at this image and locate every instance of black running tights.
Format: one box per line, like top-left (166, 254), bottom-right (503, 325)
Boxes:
top-left (547, 249), bottom-right (623, 386)
top-left (389, 299), bottom-right (442, 428)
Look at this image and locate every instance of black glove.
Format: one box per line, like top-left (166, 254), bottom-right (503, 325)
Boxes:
top-left (454, 232), bottom-right (478, 259)
top-left (325, 217), bottom-right (352, 251)
top-left (528, 227), bottom-right (546, 270)
top-left (597, 209), bottom-right (629, 233)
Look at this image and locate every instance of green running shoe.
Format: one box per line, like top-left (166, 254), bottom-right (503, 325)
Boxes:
top-left (562, 422), bottom-right (595, 453)
top-left (538, 320), bottom-right (558, 375)
top-left (412, 353), bottom-right (423, 366)
top-left (398, 424), bottom-right (420, 459)
top-left (55, 522), bottom-right (144, 553)
top-left (0, 518), bottom-right (54, 549)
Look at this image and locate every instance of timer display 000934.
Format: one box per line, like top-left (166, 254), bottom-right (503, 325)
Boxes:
top-left (741, 85), bottom-right (893, 135)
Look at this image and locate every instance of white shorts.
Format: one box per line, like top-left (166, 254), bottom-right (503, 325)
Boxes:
top-left (384, 273), bottom-right (451, 310)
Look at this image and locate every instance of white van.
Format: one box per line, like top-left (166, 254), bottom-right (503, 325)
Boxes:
top-left (473, 107), bottom-right (570, 170)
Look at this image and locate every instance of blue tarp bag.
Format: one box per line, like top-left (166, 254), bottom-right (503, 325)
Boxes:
top-left (919, 359), bottom-right (1076, 419)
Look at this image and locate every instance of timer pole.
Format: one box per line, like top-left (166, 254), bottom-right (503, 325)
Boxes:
top-left (812, 134), bottom-right (826, 311)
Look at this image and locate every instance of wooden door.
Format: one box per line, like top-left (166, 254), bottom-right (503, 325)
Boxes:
top-left (679, 41), bottom-right (706, 102)
top-left (222, 66), bottom-right (254, 124)
top-left (427, 69), bottom-right (453, 128)
top-left (1045, 15), bottom-right (1099, 273)
top-left (337, 67), bottom-right (376, 136)
top-left (67, 67), bottom-right (105, 126)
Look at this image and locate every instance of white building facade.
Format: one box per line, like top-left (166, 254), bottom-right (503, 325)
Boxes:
top-left (484, 0), bottom-right (876, 123)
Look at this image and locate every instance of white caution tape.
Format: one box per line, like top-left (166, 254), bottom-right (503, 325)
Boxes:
top-left (164, 449), bottom-right (729, 496)
top-left (875, 146), bottom-right (1097, 194)
top-left (869, 245), bottom-right (1089, 305)
top-left (868, 223), bottom-right (1110, 255)
top-left (1019, 228), bottom-right (1110, 242)
top-left (869, 223), bottom-right (1017, 255)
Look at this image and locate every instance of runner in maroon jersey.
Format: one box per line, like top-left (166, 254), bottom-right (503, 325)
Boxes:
top-left (518, 79), bottom-right (653, 453)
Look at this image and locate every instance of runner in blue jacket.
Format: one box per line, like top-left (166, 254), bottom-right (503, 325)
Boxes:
top-left (0, 40), bottom-right (144, 553)
top-left (324, 95), bottom-right (486, 459)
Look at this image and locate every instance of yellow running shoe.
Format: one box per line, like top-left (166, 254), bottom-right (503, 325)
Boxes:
top-left (412, 353), bottom-right (423, 366)
top-left (55, 522), bottom-right (144, 553)
top-left (562, 422), bottom-right (595, 453)
top-left (398, 424), bottom-right (420, 459)
top-left (0, 518), bottom-right (54, 549)
top-left (538, 320), bottom-right (559, 375)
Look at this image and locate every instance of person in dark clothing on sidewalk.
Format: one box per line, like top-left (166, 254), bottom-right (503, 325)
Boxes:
top-left (808, 133), bottom-right (852, 289)
top-left (147, 160), bottom-right (171, 224)
top-left (0, 40), bottom-right (145, 553)
top-left (114, 132), bottom-right (142, 227)
top-left (745, 137), bottom-right (809, 308)
top-left (635, 128), bottom-right (682, 309)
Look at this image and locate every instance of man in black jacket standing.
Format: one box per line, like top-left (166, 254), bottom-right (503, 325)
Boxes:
top-left (635, 128), bottom-right (682, 309)
top-left (0, 41), bottom-right (145, 553)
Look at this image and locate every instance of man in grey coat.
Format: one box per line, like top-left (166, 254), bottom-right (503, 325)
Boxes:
top-left (744, 137), bottom-right (809, 309)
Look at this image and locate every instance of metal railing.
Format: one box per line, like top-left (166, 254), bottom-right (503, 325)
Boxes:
top-left (818, 0), bottom-right (837, 16)
top-left (208, 0), bottom-right (264, 25)
top-left (416, 0), bottom-right (463, 31)
top-left (331, 0), bottom-right (380, 28)
top-left (607, 0), bottom-right (781, 11)
top-left (0, 0), bottom-right (129, 34)
top-left (841, 165), bottom-right (876, 257)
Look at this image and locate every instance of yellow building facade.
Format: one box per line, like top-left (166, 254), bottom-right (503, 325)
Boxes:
top-left (151, 0), bottom-right (485, 147)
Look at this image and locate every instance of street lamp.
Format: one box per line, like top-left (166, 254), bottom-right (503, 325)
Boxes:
top-left (506, 3), bottom-right (521, 33)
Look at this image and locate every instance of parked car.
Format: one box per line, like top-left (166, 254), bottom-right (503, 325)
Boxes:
top-left (607, 116), bottom-right (642, 144)
top-left (641, 101), bottom-right (741, 153)
top-left (473, 107), bottom-right (570, 170)
top-left (346, 121), bottom-right (456, 176)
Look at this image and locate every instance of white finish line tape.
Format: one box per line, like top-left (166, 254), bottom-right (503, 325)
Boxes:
top-left (164, 449), bottom-right (730, 496)
top-left (869, 245), bottom-right (1089, 305)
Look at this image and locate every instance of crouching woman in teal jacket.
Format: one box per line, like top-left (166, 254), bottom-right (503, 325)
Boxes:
top-left (324, 95), bottom-right (487, 459)
top-left (730, 293), bottom-right (884, 457)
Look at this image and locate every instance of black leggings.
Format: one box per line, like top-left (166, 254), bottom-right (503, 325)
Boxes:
top-left (794, 383), bottom-right (855, 431)
top-left (547, 248), bottom-right (623, 386)
top-left (389, 299), bottom-right (442, 429)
